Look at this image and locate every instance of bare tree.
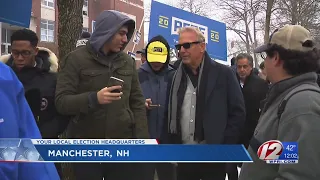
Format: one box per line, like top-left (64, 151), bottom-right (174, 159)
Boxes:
top-left (228, 39), bottom-right (248, 58)
top-left (56, 2), bottom-right (83, 179)
top-left (274, 0), bottom-right (320, 31)
top-left (217, 0), bottom-right (263, 67)
top-left (264, 0), bottom-right (276, 43)
top-left (177, 0), bottom-right (212, 16)
top-left (57, 0), bottom-right (84, 68)
top-left (271, 0), bottom-right (320, 45)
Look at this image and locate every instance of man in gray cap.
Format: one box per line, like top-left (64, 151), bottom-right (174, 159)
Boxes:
top-left (239, 25), bottom-right (320, 180)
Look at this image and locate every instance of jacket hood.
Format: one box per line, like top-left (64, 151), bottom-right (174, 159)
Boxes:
top-left (144, 35), bottom-right (171, 73)
top-left (89, 10), bottom-right (135, 54)
top-left (0, 47), bottom-right (58, 73)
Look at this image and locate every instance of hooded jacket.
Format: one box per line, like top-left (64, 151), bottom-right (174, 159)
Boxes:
top-left (0, 62), bottom-right (59, 180)
top-left (55, 10), bottom-right (148, 139)
top-left (0, 47), bottom-right (69, 138)
top-left (138, 35), bottom-right (175, 139)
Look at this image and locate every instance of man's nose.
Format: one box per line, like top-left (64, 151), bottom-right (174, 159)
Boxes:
top-left (16, 54), bottom-right (24, 60)
top-left (122, 35), bottom-right (128, 43)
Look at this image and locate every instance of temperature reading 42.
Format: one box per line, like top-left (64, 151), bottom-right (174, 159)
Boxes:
top-left (286, 144), bottom-right (296, 151)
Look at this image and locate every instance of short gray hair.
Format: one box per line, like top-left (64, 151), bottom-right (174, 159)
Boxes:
top-left (235, 53), bottom-right (254, 67)
top-left (178, 26), bottom-right (206, 42)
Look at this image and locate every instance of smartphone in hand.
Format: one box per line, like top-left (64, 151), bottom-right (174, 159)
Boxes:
top-left (149, 104), bottom-right (161, 108)
top-left (109, 76), bottom-right (124, 93)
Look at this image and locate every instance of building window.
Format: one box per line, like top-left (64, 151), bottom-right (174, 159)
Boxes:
top-left (41, 19), bottom-right (55, 42)
top-left (83, 0), bottom-right (88, 16)
top-left (41, 0), bottom-right (55, 8)
top-left (1, 28), bottom-right (15, 55)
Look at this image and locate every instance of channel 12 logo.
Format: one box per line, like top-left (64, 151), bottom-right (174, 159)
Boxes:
top-left (257, 140), bottom-right (298, 164)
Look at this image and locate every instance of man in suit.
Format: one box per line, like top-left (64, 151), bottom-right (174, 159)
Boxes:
top-left (164, 26), bottom-right (246, 180)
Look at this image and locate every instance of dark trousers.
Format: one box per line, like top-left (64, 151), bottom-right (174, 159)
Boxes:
top-left (177, 163), bottom-right (226, 180)
top-left (73, 163), bottom-right (146, 180)
top-left (226, 164), bottom-right (238, 180)
top-left (145, 163), bottom-right (176, 180)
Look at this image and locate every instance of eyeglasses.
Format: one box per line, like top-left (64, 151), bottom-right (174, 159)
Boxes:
top-left (175, 41), bottom-right (202, 50)
top-left (11, 50), bottom-right (32, 58)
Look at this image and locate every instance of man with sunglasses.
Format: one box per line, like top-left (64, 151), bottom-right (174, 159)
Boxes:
top-left (239, 25), bottom-right (320, 180)
top-left (164, 26), bottom-right (246, 180)
top-left (0, 29), bottom-right (68, 178)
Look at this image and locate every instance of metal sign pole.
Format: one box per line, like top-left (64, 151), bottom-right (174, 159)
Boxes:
top-left (131, 14), bottom-right (145, 53)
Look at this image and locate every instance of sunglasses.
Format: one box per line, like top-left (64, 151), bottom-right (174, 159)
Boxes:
top-left (175, 41), bottom-right (202, 50)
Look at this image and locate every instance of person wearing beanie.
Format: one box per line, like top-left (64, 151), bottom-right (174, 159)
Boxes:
top-left (76, 31), bottom-right (91, 48)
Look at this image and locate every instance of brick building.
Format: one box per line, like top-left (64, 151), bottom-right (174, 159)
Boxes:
top-left (0, 0), bottom-right (145, 60)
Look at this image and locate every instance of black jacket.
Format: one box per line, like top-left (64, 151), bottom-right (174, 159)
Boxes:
top-left (237, 72), bottom-right (269, 148)
top-left (0, 47), bottom-right (69, 138)
top-left (163, 53), bottom-right (246, 144)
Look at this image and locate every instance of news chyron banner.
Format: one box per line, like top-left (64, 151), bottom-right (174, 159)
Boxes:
top-left (148, 1), bottom-right (227, 62)
top-left (0, 139), bottom-right (252, 163)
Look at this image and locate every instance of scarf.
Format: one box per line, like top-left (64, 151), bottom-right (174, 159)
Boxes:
top-left (168, 52), bottom-right (210, 141)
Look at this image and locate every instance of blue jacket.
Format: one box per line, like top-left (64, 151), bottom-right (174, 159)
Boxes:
top-left (138, 62), bottom-right (175, 139)
top-left (0, 62), bottom-right (60, 180)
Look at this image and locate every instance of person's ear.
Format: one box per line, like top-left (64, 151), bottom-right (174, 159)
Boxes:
top-left (34, 47), bottom-right (39, 56)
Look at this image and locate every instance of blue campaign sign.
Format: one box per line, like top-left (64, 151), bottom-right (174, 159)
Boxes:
top-left (0, 0), bottom-right (32, 27)
top-left (148, 1), bottom-right (227, 61)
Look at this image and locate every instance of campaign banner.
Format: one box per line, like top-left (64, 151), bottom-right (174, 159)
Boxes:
top-left (0, 0), bottom-right (32, 27)
top-left (0, 139), bottom-right (252, 163)
top-left (148, 1), bottom-right (227, 61)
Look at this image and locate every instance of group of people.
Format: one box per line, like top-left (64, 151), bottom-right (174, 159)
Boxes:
top-left (0, 9), bottom-right (320, 180)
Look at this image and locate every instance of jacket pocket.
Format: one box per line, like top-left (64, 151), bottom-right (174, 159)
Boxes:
top-left (114, 70), bottom-right (133, 95)
top-left (126, 108), bottom-right (136, 138)
top-left (116, 69), bottom-right (133, 76)
top-left (81, 69), bottom-right (104, 77)
top-left (80, 70), bottom-right (106, 91)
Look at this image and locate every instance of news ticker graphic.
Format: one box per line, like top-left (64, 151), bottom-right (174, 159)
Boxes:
top-left (257, 140), bottom-right (298, 164)
top-left (0, 139), bottom-right (252, 163)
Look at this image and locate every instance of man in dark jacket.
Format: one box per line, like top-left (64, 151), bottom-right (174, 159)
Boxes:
top-left (138, 35), bottom-right (176, 180)
top-left (0, 28), bottom-right (68, 178)
top-left (165, 26), bottom-right (246, 180)
top-left (236, 53), bottom-right (269, 147)
top-left (55, 10), bottom-right (148, 180)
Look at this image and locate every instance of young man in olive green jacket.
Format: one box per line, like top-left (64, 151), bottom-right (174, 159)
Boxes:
top-left (55, 10), bottom-right (148, 180)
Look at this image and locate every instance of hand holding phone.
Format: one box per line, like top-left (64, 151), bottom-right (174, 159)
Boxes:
top-left (97, 84), bottom-right (123, 105)
top-left (109, 76), bottom-right (124, 93)
top-left (145, 98), bottom-right (160, 109)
